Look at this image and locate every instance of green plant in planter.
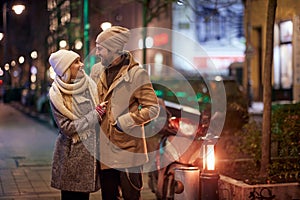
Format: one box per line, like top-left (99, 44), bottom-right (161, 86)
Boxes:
top-left (269, 103), bottom-right (300, 182)
top-left (239, 121), bottom-right (262, 165)
top-left (231, 103), bottom-right (300, 184)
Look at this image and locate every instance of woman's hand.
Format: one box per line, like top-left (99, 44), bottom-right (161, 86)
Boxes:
top-left (95, 101), bottom-right (108, 119)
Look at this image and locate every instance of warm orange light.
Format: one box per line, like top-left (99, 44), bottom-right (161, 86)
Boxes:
top-left (154, 33), bottom-right (169, 46)
top-left (203, 144), bottom-right (215, 171)
top-left (206, 145), bottom-right (215, 170)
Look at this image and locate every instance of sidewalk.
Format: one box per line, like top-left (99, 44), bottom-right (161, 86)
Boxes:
top-left (0, 102), bottom-right (155, 200)
top-left (0, 166), bottom-right (154, 200)
top-left (0, 166), bottom-right (61, 200)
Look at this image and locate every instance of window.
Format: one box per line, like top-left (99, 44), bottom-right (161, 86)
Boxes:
top-left (273, 20), bottom-right (293, 89)
top-left (195, 1), bottom-right (244, 44)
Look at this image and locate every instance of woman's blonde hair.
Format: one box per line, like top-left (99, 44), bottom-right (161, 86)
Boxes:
top-left (60, 68), bottom-right (71, 83)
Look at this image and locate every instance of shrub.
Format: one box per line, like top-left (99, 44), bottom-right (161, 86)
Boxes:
top-left (233, 103), bottom-right (300, 183)
top-left (269, 103), bottom-right (300, 182)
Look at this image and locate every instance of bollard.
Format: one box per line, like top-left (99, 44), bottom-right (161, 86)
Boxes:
top-left (200, 170), bottom-right (220, 200)
top-left (200, 135), bottom-right (220, 200)
top-left (174, 167), bottom-right (200, 200)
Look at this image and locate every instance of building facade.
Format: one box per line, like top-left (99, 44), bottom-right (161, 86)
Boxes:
top-left (2, 0), bottom-right (300, 104)
top-left (46, 0), bottom-right (172, 76)
top-left (245, 0), bottom-right (300, 102)
top-left (172, 0), bottom-right (245, 75)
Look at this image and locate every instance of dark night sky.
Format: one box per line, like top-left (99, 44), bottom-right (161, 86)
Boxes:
top-left (1, 0), bottom-right (45, 30)
top-left (1, 0), bottom-right (49, 64)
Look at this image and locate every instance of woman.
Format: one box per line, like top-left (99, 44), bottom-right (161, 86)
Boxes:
top-left (48, 49), bottom-right (106, 200)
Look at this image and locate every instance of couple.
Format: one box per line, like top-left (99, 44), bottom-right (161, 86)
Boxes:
top-left (48, 26), bottom-right (160, 200)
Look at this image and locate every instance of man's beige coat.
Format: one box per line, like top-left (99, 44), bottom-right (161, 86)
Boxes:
top-left (90, 52), bottom-right (160, 169)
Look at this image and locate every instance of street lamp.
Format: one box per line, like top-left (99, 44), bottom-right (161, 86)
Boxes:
top-left (12, 4), bottom-right (25, 15)
top-left (59, 40), bottom-right (67, 48)
top-left (101, 22), bottom-right (112, 31)
top-left (200, 134), bottom-right (220, 200)
top-left (2, 2), bottom-right (25, 89)
top-left (2, 2), bottom-right (26, 65)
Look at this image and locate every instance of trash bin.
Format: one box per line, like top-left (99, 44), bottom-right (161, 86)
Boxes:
top-left (174, 167), bottom-right (200, 200)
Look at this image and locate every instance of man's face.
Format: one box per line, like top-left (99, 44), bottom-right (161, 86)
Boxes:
top-left (96, 43), bottom-right (114, 67)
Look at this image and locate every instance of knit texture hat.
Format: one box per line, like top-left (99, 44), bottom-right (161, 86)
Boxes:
top-left (49, 49), bottom-right (80, 76)
top-left (96, 26), bottom-right (130, 52)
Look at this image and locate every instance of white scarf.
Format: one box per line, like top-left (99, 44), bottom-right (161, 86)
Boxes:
top-left (49, 73), bottom-right (99, 143)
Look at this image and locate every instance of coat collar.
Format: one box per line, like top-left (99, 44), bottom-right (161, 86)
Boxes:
top-left (100, 51), bottom-right (140, 99)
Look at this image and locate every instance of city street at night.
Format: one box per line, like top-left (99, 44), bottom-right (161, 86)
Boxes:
top-left (0, 102), bottom-right (155, 200)
top-left (1, 0), bottom-right (300, 199)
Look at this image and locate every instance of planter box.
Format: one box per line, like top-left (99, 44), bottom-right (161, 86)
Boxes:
top-left (219, 175), bottom-right (300, 200)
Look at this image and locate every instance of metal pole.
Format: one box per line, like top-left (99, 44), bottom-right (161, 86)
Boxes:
top-left (83, 0), bottom-right (90, 73)
top-left (2, 2), bottom-right (11, 89)
top-left (3, 2), bottom-right (7, 65)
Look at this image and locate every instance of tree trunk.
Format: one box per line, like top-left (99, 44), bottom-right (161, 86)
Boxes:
top-left (260, 0), bottom-right (277, 177)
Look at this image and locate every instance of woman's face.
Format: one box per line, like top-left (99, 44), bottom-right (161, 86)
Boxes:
top-left (70, 57), bottom-right (84, 79)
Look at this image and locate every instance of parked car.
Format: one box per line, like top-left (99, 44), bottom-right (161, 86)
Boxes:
top-left (151, 75), bottom-right (249, 134)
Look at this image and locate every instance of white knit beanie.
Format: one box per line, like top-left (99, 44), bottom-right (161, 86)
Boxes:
top-left (49, 49), bottom-right (80, 76)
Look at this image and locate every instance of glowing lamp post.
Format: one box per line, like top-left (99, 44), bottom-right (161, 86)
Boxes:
top-left (203, 143), bottom-right (215, 171)
top-left (2, 2), bottom-right (25, 88)
top-left (2, 3), bottom-right (26, 61)
top-left (200, 135), bottom-right (220, 200)
top-left (12, 4), bottom-right (26, 15)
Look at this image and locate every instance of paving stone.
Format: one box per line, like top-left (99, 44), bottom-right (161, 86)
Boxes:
top-left (0, 104), bottom-right (156, 200)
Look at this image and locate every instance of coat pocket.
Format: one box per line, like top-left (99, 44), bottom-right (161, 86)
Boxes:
top-left (111, 124), bottom-right (136, 151)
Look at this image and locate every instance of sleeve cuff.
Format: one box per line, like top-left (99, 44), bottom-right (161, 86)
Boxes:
top-left (117, 112), bottom-right (135, 133)
top-left (115, 120), bottom-right (123, 132)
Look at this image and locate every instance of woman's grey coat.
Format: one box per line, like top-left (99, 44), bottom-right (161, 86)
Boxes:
top-left (50, 93), bottom-right (100, 193)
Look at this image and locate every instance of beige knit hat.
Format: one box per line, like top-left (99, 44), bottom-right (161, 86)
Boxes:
top-left (49, 49), bottom-right (80, 76)
top-left (96, 26), bottom-right (130, 52)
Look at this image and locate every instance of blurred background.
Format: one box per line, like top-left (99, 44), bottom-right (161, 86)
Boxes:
top-left (0, 0), bottom-right (299, 117)
top-left (1, 1), bottom-right (300, 199)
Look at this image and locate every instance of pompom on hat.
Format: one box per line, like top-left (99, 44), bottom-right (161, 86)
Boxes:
top-left (96, 26), bottom-right (130, 52)
top-left (49, 49), bottom-right (80, 76)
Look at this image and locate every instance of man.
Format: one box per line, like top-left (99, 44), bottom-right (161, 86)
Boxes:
top-left (90, 26), bottom-right (160, 200)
